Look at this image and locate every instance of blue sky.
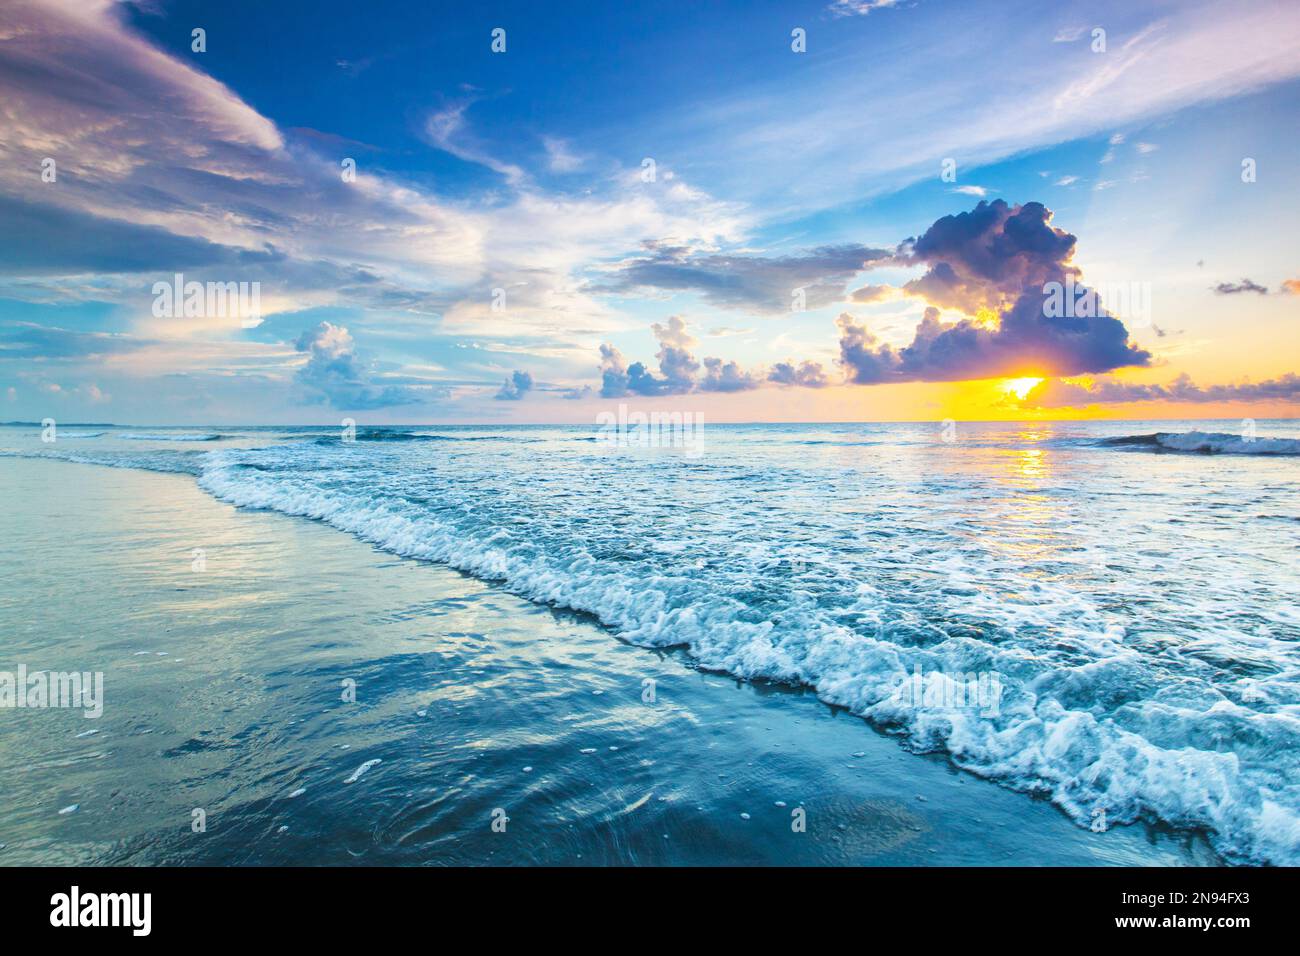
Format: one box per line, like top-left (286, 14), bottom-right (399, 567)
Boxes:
top-left (1, 0), bottom-right (1298, 423)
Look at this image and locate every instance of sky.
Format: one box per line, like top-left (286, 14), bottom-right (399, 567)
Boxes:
top-left (0, 0), bottom-right (1297, 425)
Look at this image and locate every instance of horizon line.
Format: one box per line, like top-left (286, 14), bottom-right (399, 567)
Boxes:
top-left (5, 416), bottom-right (1297, 429)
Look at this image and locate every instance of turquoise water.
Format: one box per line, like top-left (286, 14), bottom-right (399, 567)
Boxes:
top-left (0, 419), bottom-right (1297, 864)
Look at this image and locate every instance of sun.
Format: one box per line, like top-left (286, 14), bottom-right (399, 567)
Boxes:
top-left (1000, 377), bottom-right (1044, 400)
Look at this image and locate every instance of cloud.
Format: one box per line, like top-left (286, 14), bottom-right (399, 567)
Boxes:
top-left (494, 369), bottom-right (533, 400)
top-left (598, 344), bottom-right (632, 398)
top-left (837, 312), bottom-right (903, 384)
top-left (542, 137), bottom-right (583, 173)
top-left (293, 322), bottom-right (424, 410)
top-left (900, 200), bottom-right (1078, 312)
top-left (1282, 279), bottom-right (1300, 295)
top-left (1213, 279), bottom-right (1269, 295)
top-left (700, 357), bottom-right (760, 392)
top-left (600, 201), bottom-right (1154, 395)
top-left (0, 0), bottom-right (281, 167)
top-left (598, 317), bottom-right (761, 396)
top-left (828, 0), bottom-right (902, 16)
top-left (0, 323), bottom-right (147, 359)
top-left (1053, 26), bottom-right (1088, 43)
top-left (424, 100), bottom-right (527, 186)
top-left (650, 315), bottom-right (701, 391)
top-left (604, 241), bottom-right (894, 313)
top-left (1021, 373), bottom-right (1300, 407)
top-left (0, 2), bottom-right (490, 305)
top-left (849, 283), bottom-right (900, 304)
top-left (19, 378), bottom-right (111, 405)
top-left (0, 0), bottom-right (754, 419)
top-left (838, 200), bottom-right (1150, 383)
top-left (0, 196), bottom-right (264, 276)
top-left (661, 2), bottom-right (1300, 213)
top-left (768, 360), bottom-right (830, 388)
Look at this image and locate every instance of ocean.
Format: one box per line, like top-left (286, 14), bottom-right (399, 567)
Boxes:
top-left (0, 419), bottom-right (1296, 865)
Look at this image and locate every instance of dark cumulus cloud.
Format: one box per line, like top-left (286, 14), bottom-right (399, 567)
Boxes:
top-left (293, 322), bottom-right (423, 410)
top-left (1212, 279), bottom-right (1269, 295)
top-left (494, 369), bottom-right (533, 400)
top-left (1023, 373), bottom-right (1300, 407)
top-left (840, 200), bottom-right (1151, 383)
top-left (603, 240), bottom-right (894, 313)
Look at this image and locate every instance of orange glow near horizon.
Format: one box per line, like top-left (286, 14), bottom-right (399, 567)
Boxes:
top-left (999, 377), bottom-right (1044, 400)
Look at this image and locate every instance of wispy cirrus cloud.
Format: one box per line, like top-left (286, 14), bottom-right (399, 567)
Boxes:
top-left (424, 100), bottom-right (528, 187)
top-left (654, 0), bottom-right (1300, 211)
top-left (828, 0), bottom-right (905, 17)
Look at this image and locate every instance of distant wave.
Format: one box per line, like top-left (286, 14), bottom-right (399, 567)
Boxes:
top-left (120, 432), bottom-right (224, 442)
top-left (311, 431), bottom-right (533, 445)
top-left (0, 447), bottom-right (205, 475)
top-left (1103, 431), bottom-right (1300, 455)
top-left (56, 431), bottom-right (105, 439)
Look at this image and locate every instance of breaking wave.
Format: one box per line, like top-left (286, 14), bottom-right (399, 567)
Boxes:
top-left (1103, 431), bottom-right (1300, 455)
top-left (120, 432), bottom-right (225, 442)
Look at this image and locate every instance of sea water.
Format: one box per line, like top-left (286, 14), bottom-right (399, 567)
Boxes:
top-left (1, 419), bottom-right (1296, 864)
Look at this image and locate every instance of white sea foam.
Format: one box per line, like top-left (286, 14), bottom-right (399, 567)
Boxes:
top-left (119, 432), bottom-right (222, 442)
top-left (344, 758), bottom-right (381, 784)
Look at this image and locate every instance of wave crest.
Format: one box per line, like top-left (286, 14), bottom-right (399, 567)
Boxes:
top-left (1103, 431), bottom-right (1300, 455)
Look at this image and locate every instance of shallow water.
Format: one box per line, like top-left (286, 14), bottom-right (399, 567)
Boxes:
top-left (1, 419), bottom-right (1297, 864)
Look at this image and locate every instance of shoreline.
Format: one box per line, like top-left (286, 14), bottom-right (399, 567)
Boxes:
top-left (0, 457), bottom-right (1222, 865)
